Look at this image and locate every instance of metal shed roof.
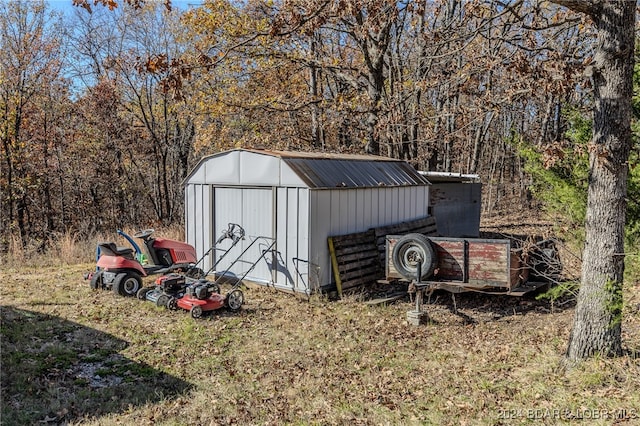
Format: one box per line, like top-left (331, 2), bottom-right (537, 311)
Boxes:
top-left (186, 148), bottom-right (430, 189)
top-left (419, 171), bottom-right (480, 183)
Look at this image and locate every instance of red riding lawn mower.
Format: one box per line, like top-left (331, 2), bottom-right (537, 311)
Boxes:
top-left (86, 229), bottom-right (199, 297)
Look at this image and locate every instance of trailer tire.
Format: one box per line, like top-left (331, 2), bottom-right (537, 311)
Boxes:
top-left (113, 271), bottom-right (142, 297)
top-left (392, 233), bottom-right (437, 280)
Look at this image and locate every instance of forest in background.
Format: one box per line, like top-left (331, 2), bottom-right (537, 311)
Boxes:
top-left (1, 0), bottom-right (638, 252)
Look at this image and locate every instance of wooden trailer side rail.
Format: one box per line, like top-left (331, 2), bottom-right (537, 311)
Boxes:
top-left (386, 235), bottom-right (530, 292)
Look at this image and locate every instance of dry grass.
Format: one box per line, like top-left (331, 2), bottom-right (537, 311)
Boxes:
top-left (2, 257), bottom-right (639, 425)
top-left (0, 226), bottom-right (185, 268)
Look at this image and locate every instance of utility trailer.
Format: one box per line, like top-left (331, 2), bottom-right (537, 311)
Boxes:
top-left (385, 234), bottom-right (558, 296)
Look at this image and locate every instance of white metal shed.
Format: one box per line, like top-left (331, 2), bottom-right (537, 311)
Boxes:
top-left (184, 148), bottom-right (431, 294)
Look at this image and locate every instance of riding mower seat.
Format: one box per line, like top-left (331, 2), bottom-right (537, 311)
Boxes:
top-left (98, 242), bottom-right (136, 259)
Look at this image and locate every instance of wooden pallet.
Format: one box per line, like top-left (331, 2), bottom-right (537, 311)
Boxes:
top-left (328, 216), bottom-right (438, 296)
top-left (373, 216), bottom-right (438, 268)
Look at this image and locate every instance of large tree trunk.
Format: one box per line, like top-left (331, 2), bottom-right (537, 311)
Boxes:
top-left (559, 0), bottom-right (635, 361)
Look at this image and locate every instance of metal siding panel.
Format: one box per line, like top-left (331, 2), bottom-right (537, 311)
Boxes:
top-left (185, 185), bottom-right (193, 244)
top-left (379, 189), bottom-right (389, 225)
top-left (362, 188), bottom-right (373, 229)
top-left (276, 187), bottom-right (289, 288)
top-left (285, 188), bottom-right (300, 291)
top-left (311, 190), bottom-right (333, 289)
top-left (355, 189), bottom-right (365, 230)
top-left (405, 187), bottom-right (415, 218)
top-left (391, 188), bottom-right (400, 224)
top-left (195, 185), bottom-right (203, 264)
top-left (339, 190), bottom-right (350, 233)
top-left (240, 152), bottom-right (281, 185)
top-left (401, 188), bottom-right (410, 220)
top-left (202, 186), bottom-right (212, 271)
top-left (204, 151), bottom-right (241, 185)
top-left (280, 163), bottom-right (308, 187)
top-left (347, 191), bottom-right (357, 231)
top-left (391, 188), bottom-right (399, 223)
top-left (241, 188), bottom-right (274, 282)
top-left (297, 189), bottom-right (313, 292)
top-left (370, 190), bottom-right (380, 227)
top-left (213, 187), bottom-right (242, 275)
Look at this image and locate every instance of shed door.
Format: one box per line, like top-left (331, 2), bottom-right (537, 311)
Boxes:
top-left (213, 187), bottom-right (274, 284)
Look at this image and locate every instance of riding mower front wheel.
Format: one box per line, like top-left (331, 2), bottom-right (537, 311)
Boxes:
top-left (89, 270), bottom-right (104, 290)
top-left (113, 272), bottom-right (142, 297)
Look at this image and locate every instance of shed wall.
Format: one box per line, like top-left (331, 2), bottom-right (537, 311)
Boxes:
top-left (310, 186), bottom-right (430, 289)
top-left (211, 187), bottom-right (274, 283)
top-left (185, 184), bottom-right (212, 266)
top-left (430, 182), bottom-right (481, 237)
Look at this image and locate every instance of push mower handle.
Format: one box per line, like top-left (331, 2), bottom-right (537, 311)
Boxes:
top-left (216, 223), bottom-right (245, 244)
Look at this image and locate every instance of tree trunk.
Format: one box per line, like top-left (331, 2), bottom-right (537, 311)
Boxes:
top-left (562, 0), bottom-right (634, 361)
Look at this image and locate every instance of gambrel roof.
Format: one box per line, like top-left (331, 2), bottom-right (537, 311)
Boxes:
top-left (185, 149), bottom-right (430, 189)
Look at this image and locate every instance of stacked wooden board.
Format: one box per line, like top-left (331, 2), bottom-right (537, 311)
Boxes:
top-left (328, 216), bottom-right (438, 295)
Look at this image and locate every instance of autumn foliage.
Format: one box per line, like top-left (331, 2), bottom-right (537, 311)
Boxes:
top-left (0, 0), bottom-right (634, 256)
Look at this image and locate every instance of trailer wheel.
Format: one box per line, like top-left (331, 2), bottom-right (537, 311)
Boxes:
top-left (113, 272), bottom-right (142, 297)
top-left (392, 233), bottom-right (436, 280)
top-left (89, 270), bottom-right (103, 290)
top-left (190, 305), bottom-right (203, 319)
top-left (156, 294), bottom-right (169, 308)
top-left (225, 289), bottom-right (244, 312)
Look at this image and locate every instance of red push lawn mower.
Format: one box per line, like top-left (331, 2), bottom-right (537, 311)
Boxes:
top-left (138, 223), bottom-right (245, 306)
top-left (174, 280), bottom-right (244, 319)
top-left (168, 226), bottom-right (275, 319)
top-left (86, 229), bottom-right (199, 297)
top-left (147, 223), bottom-right (275, 319)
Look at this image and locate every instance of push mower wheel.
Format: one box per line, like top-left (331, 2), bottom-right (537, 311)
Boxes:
top-left (190, 305), bottom-right (203, 319)
top-left (113, 272), bottom-right (142, 297)
top-left (156, 294), bottom-right (169, 308)
top-left (167, 297), bottom-right (178, 310)
top-left (136, 287), bottom-right (151, 300)
top-left (225, 289), bottom-right (244, 312)
top-left (89, 270), bottom-right (103, 290)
